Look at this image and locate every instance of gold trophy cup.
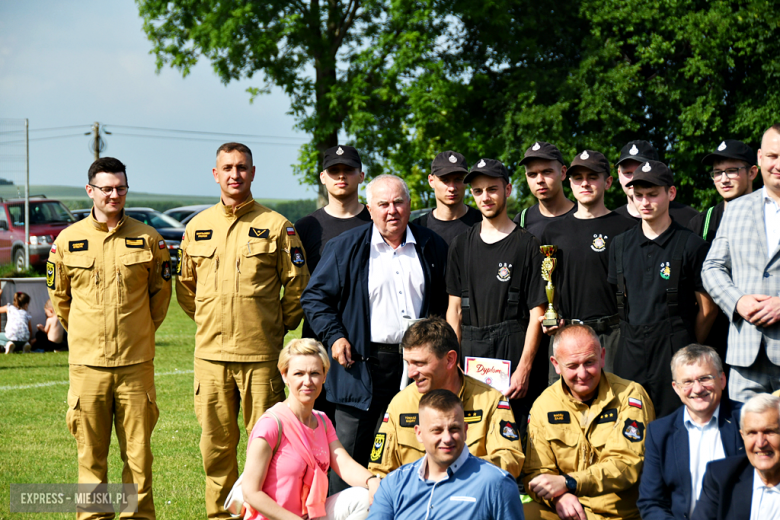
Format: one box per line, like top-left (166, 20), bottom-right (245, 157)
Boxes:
top-left (540, 245), bottom-right (559, 327)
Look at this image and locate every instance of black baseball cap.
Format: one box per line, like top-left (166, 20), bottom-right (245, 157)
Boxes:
top-left (626, 160), bottom-right (674, 188)
top-left (431, 150), bottom-right (468, 176)
top-left (701, 139), bottom-right (756, 166)
top-left (616, 140), bottom-right (659, 166)
top-left (568, 150), bottom-right (610, 176)
top-left (323, 145), bottom-right (362, 170)
top-left (520, 141), bottom-right (565, 166)
top-left (464, 158), bottom-right (510, 184)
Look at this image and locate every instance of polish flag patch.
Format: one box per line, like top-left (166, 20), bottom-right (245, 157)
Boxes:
top-left (50, 244), bottom-right (57, 254)
top-left (383, 413), bottom-right (389, 423)
top-left (158, 240), bottom-right (166, 249)
top-left (629, 397), bottom-right (642, 409)
top-left (286, 227), bottom-right (296, 236)
top-left (498, 400), bottom-right (511, 410)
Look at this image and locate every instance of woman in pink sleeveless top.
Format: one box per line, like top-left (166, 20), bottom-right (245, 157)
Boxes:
top-left (242, 339), bottom-right (381, 520)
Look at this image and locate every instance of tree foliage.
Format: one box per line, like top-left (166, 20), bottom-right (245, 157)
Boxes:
top-left (137, 0), bottom-right (780, 210)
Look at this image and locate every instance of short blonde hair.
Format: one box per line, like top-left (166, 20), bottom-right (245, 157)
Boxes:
top-left (277, 338), bottom-right (331, 376)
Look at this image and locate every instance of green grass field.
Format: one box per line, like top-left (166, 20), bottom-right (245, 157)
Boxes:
top-left (0, 287), bottom-right (302, 519)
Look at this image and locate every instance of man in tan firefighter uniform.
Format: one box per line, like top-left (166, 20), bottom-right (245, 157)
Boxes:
top-left (176, 142), bottom-right (310, 519)
top-left (523, 324), bottom-right (655, 520)
top-left (48, 157), bottom-right (172, 520)
top-left (368, 316), bottom-right (524, 479)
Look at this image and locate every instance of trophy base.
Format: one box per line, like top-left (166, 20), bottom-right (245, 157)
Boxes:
top-left (542, 318), bottom-right (559, 327)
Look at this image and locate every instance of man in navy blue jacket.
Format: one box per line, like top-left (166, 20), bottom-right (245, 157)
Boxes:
top-left (301, 174), bottom-right (449, 493)
top-left (638, 344), bottom-right (744, 520)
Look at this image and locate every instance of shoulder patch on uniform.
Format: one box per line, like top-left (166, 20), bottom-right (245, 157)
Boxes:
top-left (548, 411), bottom-right (570, 424)
top-left (497, 400), bottom-right (511, 410)
top-left (623, 419), bottom-right (645, 442)
top-left (291, 247), bottom-right (305, 267)
top-left (399, 414), bottom-right (418, 428)
top-left (370, 433), bottom-right (386, 462)
top-left (249, 227), bottom-right (270, 239)
top-left (125, 237), bottom-right (145, 249)
top-left (46, 261), bottom-right (55, 289)
top-left (286, 227), bottom-right (296, 236)
top-left (382, 413), bottom-right (389, 423)
top-left (464, 410), bottom-right (483, 424)
top-left (176, 249), bottom-right (183, 276)
top-left (500, 420), bottom-right (519, 440)
top-left (628, 397), bottom-right (642, 409)
top-left (50, 243), bottom-right (57, 254)
top-left (158, 239), bottom-right (166, 249)
top-left (195, 230), bottom-right (213, 241)
top-left (595, 408), bottom-right (618, 424)
top-left (161, 261), bottom-right (172, 282)
top-left (69, 240), bottom-right (88, 252)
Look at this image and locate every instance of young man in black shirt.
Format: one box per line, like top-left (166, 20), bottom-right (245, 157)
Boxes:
top-left (412, 150), bottom-right (482, 245)
top-left (608, 160), bottom-right (718, 417)
top-left (613, 140), bottom-right (700, 227)
top-left (540, 150), bottom-right (637, 374)
top-left (513, 141), bottom-right (576, 238)
top-left (446, 158), bottom-right (547, 428)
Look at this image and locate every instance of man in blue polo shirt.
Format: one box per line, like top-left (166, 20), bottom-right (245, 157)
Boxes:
top-left (367, 389), bottom-right (524, 520)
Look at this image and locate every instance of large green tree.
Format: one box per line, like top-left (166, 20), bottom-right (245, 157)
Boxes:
top-left (137, 0), bottom-right (447, 205)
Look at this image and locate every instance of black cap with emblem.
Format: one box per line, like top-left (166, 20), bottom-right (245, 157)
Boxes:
top-left (626, 160), bottom-right (674, 188)
top-left (323, 145), bottom-right (362, 170)
top-left (568, 150), bottom-right (610, 176)
top-left (431, 150), bottom-right (468, 176)
top-left (616, 140), bottom-right (659, 166)
top-left (464, 158), bottom-right (510, 184)
top-left (701, 139), bottom-right (756, 166)
top-left (520, 141), bottom-right (565, 166)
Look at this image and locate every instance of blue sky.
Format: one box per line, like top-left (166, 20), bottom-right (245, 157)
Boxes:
top-left (0, 1), bottom-right (318, 200)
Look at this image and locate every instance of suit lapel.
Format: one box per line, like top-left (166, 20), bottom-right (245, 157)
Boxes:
top-left (674, 411), bottom-right (693, 510)
top-left (732, 460), bottom-right (754, 519)
top-left (753, 190), bottom-right (770, 260)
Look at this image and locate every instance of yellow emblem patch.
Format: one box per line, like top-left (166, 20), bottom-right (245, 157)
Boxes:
top-left (370, 433), bottom-right (386, 462)
top-left (46, 261), bottom-right (55, 289)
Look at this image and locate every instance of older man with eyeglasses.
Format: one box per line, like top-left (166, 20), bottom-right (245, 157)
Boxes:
top-left (638, 344), bottom-right (745, 520)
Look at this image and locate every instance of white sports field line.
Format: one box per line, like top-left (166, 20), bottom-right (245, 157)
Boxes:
top-left (0, 369), bottom-right (194, 392)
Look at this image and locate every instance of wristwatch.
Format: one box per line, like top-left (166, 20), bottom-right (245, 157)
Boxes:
top-left (563, 474), bottom-right (577, 493)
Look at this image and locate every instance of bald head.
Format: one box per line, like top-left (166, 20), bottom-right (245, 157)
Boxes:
top-left (552, 324), bottom-right (601, 358)
top-left (759, 124), bottom-right (780, 198)
top-left (551, 324), bottom-right (604, 401)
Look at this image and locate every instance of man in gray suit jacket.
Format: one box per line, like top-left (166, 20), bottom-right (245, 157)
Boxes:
top-left (702, 123), bottom-right (780, 401)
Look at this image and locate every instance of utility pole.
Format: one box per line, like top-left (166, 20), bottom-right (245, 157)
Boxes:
top-left (92, 122), bottom-right (100, 160)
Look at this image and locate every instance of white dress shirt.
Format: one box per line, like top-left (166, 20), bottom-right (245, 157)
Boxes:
top-left (764, 186), bottom-right (780, 259)
top-left (684, 405), bottom-right (725, 517)
top-left (368, 225), bottom-right (425, 344)
top-left (750, 468), bottom-right (780, 520)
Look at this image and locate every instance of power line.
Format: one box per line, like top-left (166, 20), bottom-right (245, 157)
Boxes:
top-left (0, 125), bottom-right (90, 136)
top-left (1, 133), bottom-right (85, 145)
top-left (110, 132), bottom-right (302, 147)
top-left (106, 124), bottom-right (308, 141)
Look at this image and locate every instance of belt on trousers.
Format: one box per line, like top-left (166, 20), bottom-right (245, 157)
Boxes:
top-left (564, 314), bottom-right (620, 333)
top-left (370, 342), bottom-right (401, 354)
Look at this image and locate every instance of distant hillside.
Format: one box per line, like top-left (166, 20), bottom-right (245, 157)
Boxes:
top-left (0, 185), bottom-right (317, 222)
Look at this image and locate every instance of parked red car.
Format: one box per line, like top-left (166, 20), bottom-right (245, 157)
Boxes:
top-left (0, 197), bottom-right (76, 270)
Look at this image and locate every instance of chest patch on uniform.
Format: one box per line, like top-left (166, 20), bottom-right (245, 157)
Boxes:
top-left (623, 419), bottom-right (645, 442)
top-left (46, 261), bottom-right (55, 289)
top-left (195, 230), bottom-right (213, 241)
top-left (464, 410), bottom-right (483, 424)
top-left (125, 237), bottom-right (145, 249)
top-left (249, 228), bottom-right (269, 239)
top-left (496, 263), bottom-right (512, 282)
top-left (291, 247), bottom-right (305, 267)
top-left (500, 420), bottom-right (518, 440)
top-left (176, 249), bottom-right (183, 276)
top-left (659, 262), bottom-right (671, 280)
top-left (68, 240), bottom-right (88, 252)
top-left (161, 261), bottom-right (172, 282)
top-left (591, 234), bottom-right (607, 252)
top-left (595, 408), bottom-right (618, 424)
top-left (370, 433), bottom-right (386, 462)
top-left (548, 411), bottom-right (571, 424)
top-left (399, 414), bottom-right (419, 428)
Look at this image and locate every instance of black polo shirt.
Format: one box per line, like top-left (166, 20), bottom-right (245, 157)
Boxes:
top-left (687, 201), bottom-right (725, 243)
top-left (613, 201), bottom-right (700, 228)
top-left (513, 202), bottom-right (576, 238)
top-left (541, 212), bottom-right (637, 321)
top-left (607, 221), bottom-right (709, 326)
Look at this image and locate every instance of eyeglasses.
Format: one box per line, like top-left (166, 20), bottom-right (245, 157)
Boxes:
top-left (89, 184), bottom-right (128, 196)
top-left (709, 166), bottom-right (747, 180)
top-left (675, 374), bottom-right (717, 389)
